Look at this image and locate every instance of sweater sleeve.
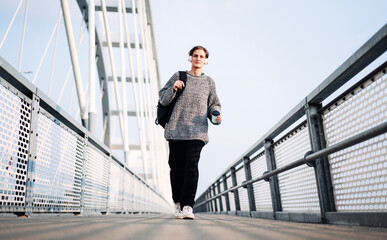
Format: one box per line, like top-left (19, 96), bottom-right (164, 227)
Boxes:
top-left (158, 72), bottom-right (179, 106)
top-left (207, 78), bottom-right (221, 117)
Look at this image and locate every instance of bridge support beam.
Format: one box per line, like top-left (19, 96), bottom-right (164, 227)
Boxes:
top-left (264, 140), bottom-right (282, 216)
top-left (61, 0), bottom-right (88, 128)
top-left (305, 103), bottom-right (336, 221)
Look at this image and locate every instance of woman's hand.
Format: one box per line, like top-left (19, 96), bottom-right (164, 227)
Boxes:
top-left (216, 114), bottom-right (222, 124)
top-left (173, 80), bottom-right (185, 92)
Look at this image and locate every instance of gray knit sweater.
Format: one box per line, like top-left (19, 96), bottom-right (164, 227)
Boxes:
top-left (158, 71), bottom-right (221, 144)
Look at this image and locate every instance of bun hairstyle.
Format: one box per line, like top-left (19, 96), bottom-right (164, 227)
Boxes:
top-left (188, 46), bottom-right (209, 64)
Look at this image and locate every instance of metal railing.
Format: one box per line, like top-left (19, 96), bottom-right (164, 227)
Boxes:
top-left (194, 23), bottom-right (387, 227)
top-left (0, 56), bottom-right (172, 216)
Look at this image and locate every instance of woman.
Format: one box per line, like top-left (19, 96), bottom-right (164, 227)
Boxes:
top-left (158, 46), bottom-right (222, 219)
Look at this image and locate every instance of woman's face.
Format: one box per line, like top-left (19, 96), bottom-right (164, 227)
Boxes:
top-left (191, 49), bottom-right (207, 68)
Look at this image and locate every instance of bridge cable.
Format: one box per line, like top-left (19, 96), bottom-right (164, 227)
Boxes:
top-left (18, 0), bottom-right (29, 72)
top-left (0, 0), bottom-right (23, 50)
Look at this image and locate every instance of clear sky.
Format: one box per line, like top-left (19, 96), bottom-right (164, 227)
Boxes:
top-left (149, 0), bottom-right (387, 194)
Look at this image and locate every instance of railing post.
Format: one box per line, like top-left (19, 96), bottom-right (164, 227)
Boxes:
top-left (104, 154), bottom-right (112, 215)
top-left (217, 180), bottom-right (224, 212)
top-left (202, 191), bottom-right (207, 212)
top-left (264, 140), bottom-right (282, 215)
top-left (305, 103), bottom-right (336, 220)
top-left (79, 136), bottom-right (88, 216)
top-left (121, 165), bottom-right (125, 214)
top-left (211, 188), bottom-right (215, 212)
top-left (206, 190), bottom-right (211, 212)
top-left (243, 157), bottom-right (256, 212)
top-left (207, 189), bottom-right (212, 212)
top-left (25, 94), bottom-right (40, 217)
top-left (212, 185), bottom-right (218, 212)
top-left (222, 174), bottom-right (231, 212)
top-left (230, 167), bottom-right (241, 211)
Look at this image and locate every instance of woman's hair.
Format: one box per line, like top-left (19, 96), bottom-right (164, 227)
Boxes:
top-left (188, 46), bottom-right (209, 58)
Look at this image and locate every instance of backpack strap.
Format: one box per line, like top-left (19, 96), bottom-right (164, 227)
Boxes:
top-left (179, 71), bottom-right (187, 84)
top-left (177, 71), bottom-right (187, 95)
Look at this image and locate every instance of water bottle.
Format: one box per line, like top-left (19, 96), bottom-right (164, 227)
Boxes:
top-left (211, 110), bottom-right (220, 125)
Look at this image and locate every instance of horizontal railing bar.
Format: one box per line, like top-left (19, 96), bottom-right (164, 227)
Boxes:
top-left (195, 121), bottom-right (387, 208)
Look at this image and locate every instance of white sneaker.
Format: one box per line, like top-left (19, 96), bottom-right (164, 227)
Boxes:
top-left (174, 203), bottom-right (183, 219)
top-left (182, 205), bottom-right (194, 219)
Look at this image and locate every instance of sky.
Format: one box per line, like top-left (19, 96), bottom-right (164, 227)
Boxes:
top-left (0, 0), bottom-right (386, 199)
top-left (149, 0), bottom-right (387, 194)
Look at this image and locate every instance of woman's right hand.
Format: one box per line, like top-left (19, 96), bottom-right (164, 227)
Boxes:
top-left (173, 80), bottom-right (185, 92)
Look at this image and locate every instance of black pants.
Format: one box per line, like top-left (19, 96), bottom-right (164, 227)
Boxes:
top-left (168, 140), bottom-right (205, 209)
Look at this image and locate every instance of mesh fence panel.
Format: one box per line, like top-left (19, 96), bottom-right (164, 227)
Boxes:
top-left (236, 166), bottom-right (249, 211)
top-left (227, 175), bottom-right (235, 211)
top-left (83, 144), bottom-right (109, 211)
top-left (108, 161), bottom-right (124, 212)
top-left (219, 179), bottom-right (226, 210)
top-left (274, 123), bottom-right (320, 212)
top-left (123, 172), bottom-right (134, 212)
top-left (34, 110), bottom-right (83, 211)
top-left (0, 83), bottom-right (30, 209)
top-left (251, 152), bottom-right (272, 211)
top-left (322, 69), bottom-right (387, 212)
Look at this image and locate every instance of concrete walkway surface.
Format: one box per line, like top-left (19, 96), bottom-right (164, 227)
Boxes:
top-left (0, 213), bottom-right (386, 240)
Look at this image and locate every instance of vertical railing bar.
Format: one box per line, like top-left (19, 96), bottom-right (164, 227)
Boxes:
top-left (79, 136), bottom-right (88, 216)
top-left (24, 94), bottom-right (40, 217)
top-left (243, 157), bottom-right (256, 212)
top-left (213, 186), bottom-right (218, 212)
top-left (121, 164), bottom-right (125, 213)
top-left (217, 180), bottom-right (223, 212)
top-left (231, 167), bottom-right (241, 212)
top-left (305, 103), bottom-right (336, 222)
top-left (208, 190), bottom-right (213, 212)
top-left (105, 154), bottom-right (112, 215)
top-left (223, 174), bottom-right (231, 212)
top-left (264, 140), bottom-right (282, 218)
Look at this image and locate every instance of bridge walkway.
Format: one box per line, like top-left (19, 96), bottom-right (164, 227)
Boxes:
top-left (0, 214), bottom-right (386, 240)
